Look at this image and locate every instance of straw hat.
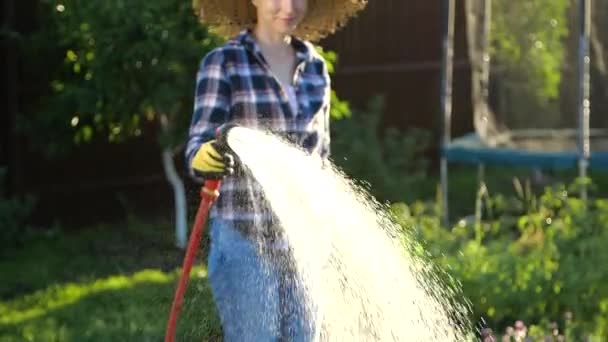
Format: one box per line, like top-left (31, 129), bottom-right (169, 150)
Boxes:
top-left (192, 0), bottom-right (368, 42)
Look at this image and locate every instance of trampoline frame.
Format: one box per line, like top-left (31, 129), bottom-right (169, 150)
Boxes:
top-left (439, 0), bottom-right (597, 224)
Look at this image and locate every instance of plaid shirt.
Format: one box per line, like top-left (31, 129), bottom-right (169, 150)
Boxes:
top-left (186, 29), bottom-right (331, 238)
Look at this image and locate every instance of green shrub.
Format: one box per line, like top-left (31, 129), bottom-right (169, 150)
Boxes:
top-left (317, 46), bottom-right (433, 204)
top-left (393, 181), bottom-right (608, 341)
top-left (330, 96), bottom-right (432, 204)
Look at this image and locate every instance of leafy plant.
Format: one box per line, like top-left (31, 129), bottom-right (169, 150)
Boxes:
top-left (330, 95), bottom-right (432, 204)
top-left (395, 180), bottom-right (608, 341)
top-left (490, 0), bottom-right (570, 127)
top-left (20, 0), bottom-right (223, 247)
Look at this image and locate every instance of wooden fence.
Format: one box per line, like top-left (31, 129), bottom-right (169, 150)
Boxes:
top-left (321, 0), bottom-right (473, 134)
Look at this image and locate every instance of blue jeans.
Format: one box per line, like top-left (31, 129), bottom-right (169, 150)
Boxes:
top-left (207, 219), bottom-right (319, 342)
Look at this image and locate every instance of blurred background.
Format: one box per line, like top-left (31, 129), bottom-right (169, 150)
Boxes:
top-left (2, 0), bottom-right (608, 341)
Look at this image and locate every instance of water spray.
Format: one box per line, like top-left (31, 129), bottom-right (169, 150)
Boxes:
top-left (165, 123), bottom-right (471, 341)
top-left (164, 124), bottom-right (237, 342)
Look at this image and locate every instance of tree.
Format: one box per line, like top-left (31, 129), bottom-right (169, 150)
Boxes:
top-left (490, 0), bottom-right (570, 128)
top-left (22, 0), bottom-right (222, 248)
top-left (21, 0), bottom-right (351, 248)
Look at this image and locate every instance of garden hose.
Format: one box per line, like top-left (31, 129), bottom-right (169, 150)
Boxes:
top-left (164, 124), bottom-right (238, 342)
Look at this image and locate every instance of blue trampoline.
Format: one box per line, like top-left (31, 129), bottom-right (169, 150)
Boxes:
top-left (444, 130), bottom-right (608, 171)
top-left (439, 0), bottom-right (608, 221)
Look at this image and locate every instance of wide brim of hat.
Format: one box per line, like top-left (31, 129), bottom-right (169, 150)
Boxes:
top-left (193, 0), bottom-right (368, 42)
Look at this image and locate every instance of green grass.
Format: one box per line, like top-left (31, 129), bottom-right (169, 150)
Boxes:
top-left (0, 221), bottom-right (222, 341)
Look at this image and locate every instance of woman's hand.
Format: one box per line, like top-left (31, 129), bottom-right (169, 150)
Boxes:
top-left (191, 140), bottom-right (235, 179)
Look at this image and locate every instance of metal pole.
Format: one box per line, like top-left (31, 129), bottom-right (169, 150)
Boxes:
top-left (578, 0), bottom-right (591, 201)
top-left (440, 0), bottom-right (455, 226)
top-left (481, 0), bottom-right (492, 105)
top-left (478, 164), bottom-right (485, 190)
top-left (478, 0), bottom-right (491, 204)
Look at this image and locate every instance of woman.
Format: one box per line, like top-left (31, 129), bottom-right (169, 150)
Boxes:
top-left (186, 0), bottom-right (367, 340)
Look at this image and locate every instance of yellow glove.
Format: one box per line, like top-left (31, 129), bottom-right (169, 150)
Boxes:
top-left (191, 140), bottom-right (235, 178)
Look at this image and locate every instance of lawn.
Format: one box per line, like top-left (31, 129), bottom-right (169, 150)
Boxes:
top-left (0, 220), bottom-right (222, 341)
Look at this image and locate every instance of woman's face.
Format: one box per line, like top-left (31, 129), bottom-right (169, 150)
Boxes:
top-left (253, 0), bottom-right (307, 35)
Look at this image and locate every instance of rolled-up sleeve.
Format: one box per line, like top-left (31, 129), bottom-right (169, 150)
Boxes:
top-left (185, 50), bottom-right (231, 179)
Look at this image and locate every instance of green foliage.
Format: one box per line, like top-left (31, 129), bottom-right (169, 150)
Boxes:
top-left (316, 46), bottom-right (432, 204)
top-left (315, 47), bottom-right (352, 121)
top-left (20, 1), bottom-right (351, 157)
top-left (0, 221), bottom-right (221, 341)
top-left (330, 96), bottom-right (431, 203)
top-left (492, 0), bottom-right (570, 99)
top-left (21, 0), bottom-right (221, 156)
top-left (394, 181), bottom-right (608, 340)
top-left (491, 0), bottom-right (570, 125)
top-left (0, 169), bottom-right (35, 247)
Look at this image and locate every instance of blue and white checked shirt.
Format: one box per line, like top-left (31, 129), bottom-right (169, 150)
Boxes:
top-left (186, 29), bottom-right (331, 238)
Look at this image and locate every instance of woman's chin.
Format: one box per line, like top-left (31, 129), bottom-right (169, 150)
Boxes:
top-left (274, 23), bottom-right (299, 36)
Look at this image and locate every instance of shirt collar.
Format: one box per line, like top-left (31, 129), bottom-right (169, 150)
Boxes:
top-left (231, 29), bottom-right (313, 65)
